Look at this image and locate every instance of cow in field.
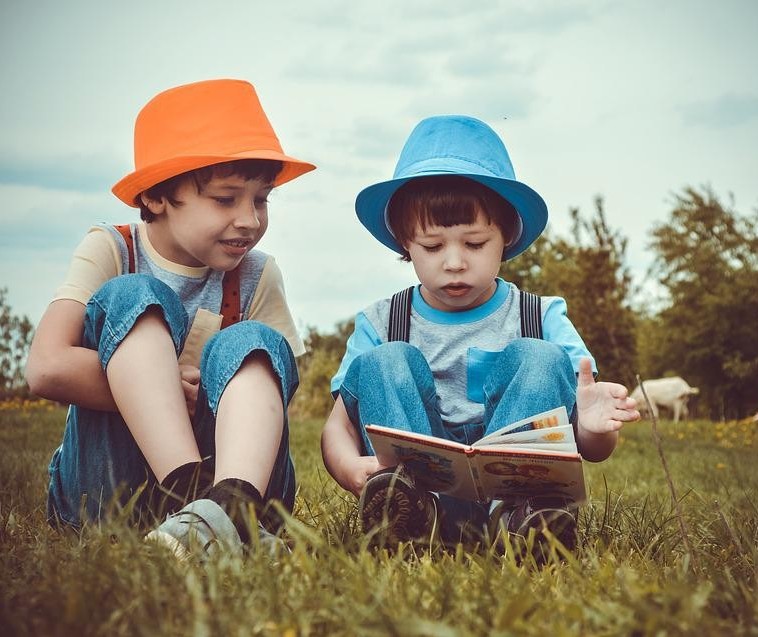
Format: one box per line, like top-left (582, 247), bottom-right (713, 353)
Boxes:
top-left (630, 377), bottom-right (700, 423)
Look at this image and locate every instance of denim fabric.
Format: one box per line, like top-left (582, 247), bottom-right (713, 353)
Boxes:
top-left (47, 274), bottom-right (298, 529)
top-left (338, 338), bottom-right (577, 541)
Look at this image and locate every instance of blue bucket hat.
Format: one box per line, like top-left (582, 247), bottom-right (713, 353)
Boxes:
top-left (355, 115), bottom-right (548, 261)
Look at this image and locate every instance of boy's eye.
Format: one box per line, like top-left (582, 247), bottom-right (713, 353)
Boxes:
top-left (254, 197), bottom-right (270, 207)
top-left (467, 241), bottom-right (487, 249)
top-left (420, 244), bottom-right (442, 252)
top-left (212, 196), bottom-right (235, 206)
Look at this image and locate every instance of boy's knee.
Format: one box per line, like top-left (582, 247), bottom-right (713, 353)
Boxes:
top-left (201, 321), bottom-right (298, 412)
top-left (97, 273), bottom-right (173, 300)
top-left (346, 341), bottom-right (434, 396)
top-left (362, 341), bottom-right (425, 368)
top-left (487, 339), bottom-right (574, 394)
top-left (203, 321), bottom-right (293, 368)
top-left (93, 274), bottom-right (185, 324)
top-left (502, 338), bottom-right (571, 369)
top-left (84, 274), bottom-right (187, 360)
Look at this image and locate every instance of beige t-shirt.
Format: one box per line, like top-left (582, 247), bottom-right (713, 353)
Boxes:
top-left (54, 224), bottom-right (305, 366)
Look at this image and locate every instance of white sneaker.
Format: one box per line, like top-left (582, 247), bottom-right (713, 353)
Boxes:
top-left (145, 499), bottom-right (243, 561)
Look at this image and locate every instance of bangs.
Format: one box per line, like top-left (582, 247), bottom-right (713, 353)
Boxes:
top-left (139, 159), bottom-right (284, 222)
top-left (192, 159), bottom-right (283, 190)
top-left (387, 176), bottom-right (518, 255)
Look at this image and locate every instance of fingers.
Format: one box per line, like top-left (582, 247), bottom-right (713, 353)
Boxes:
top-left (181, 378), bottom-right (199, 418)
top-left (350, 457), bottom-right (381, 497)
top-left (607, 407), bottom-right (641, 428)
top-left (604, 420), bottom-right (624, 432)
top-left (610, 384), bottom-right (629, 399)
top-left (613, 395), bottom-right (636, 410)
top-left (615, 408), bottom-right (640, 422)
top-left (577, 358), bottom-right (594, 387)
top-left (181, 378), bottom-right (199, 398)
top-left (179, 364), bottom-right (200, 385)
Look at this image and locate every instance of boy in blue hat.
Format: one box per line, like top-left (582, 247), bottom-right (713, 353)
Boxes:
top-left (321, 115), bottom-right (639, 553)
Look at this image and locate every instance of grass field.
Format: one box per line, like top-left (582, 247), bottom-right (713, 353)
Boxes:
top-left (1, 401), bottom-right (756, 636)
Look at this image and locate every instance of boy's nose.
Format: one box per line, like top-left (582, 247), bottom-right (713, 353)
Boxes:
top-left (443, 249), bottom-right (466, 271)
top-left (234, 202), bottom-right (261, 230)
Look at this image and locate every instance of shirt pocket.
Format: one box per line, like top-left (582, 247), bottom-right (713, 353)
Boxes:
top-left (466, 347), bottom-right (502, 404)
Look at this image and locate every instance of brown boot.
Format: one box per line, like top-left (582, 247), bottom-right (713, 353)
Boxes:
top-left (358, 464), bottom-right (438, 546)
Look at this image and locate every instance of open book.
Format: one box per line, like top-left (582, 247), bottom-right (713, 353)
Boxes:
top-left (366, 406), bottom-right (586, 504)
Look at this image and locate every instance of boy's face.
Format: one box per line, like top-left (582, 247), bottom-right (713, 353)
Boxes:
top-left (405, 209), bottom-right (506, 312)
top-left (142, 173), bottom-right (274, 270)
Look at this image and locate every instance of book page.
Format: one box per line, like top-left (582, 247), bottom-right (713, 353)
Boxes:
top-left (504, 440), bottom-right (577, 453)
top-left (472, 425), bottom-right (576, 451)
top-left (365, 425), bottom-right (481, 499)
top-left (471, 447), bottom-right (587, 504)
top-left (476, 406), bottom-right (570, 446)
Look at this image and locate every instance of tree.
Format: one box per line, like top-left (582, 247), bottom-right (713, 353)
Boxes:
top-left (647, 186), bottom-right (758, 419)
top-left (0, 288), bottom-right (34, 399)
top-left (502, 197), bottom-right (638, 386)
top-left (500, 233), bottom-right (551, 293)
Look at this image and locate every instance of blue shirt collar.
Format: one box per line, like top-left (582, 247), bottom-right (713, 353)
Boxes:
top-left (411, 278), bottom-right (509, 324)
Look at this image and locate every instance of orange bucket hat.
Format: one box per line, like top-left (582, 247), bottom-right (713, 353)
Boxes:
top-left (112, 79), bottom-right (316, 207)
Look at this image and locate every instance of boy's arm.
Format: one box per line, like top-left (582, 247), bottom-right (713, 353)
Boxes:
top-left (321, 396), bottom-right (383, 497)
top-left (575, 358), bottom-right (640, 462)
top-left (26, 299), bottom-right (118, 412)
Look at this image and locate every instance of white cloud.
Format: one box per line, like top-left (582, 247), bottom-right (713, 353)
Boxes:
top-left (1, 0), bottom-right (757, 337)
top-left (680, 93), bottom-right (758, 128)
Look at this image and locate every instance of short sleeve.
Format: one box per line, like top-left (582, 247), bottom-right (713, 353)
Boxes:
top-left (53, 226), bottom-right (121, 306)
top-left (330, 312), bottom-right (383, 395)
top-left (247, 256), bottom-right (306, 357)
top-left (542, 296), bottom-right (597, 374)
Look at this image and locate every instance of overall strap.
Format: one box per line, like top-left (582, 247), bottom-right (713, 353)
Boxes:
top-left (112, 224), bottom-right (241, 328)
top-left (387, 286), bottom-right (414, 342)
top-left (388, 286), bottom-right (545, 341)
top-left (114, 224), bottom-right (135, 274)
top-left (519, 290), bottom-right (543, 339)
top-left (220, 266), bottom-right (241, 329)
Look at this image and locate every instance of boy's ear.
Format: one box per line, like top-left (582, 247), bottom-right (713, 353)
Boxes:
top-left (140, 193), bottom-right (167, 215)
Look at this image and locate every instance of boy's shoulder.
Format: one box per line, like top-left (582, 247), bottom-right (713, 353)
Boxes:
top-left (86, 224), bottom-right (274, 292)
top-left (358, 294), bottom-right (395, 342)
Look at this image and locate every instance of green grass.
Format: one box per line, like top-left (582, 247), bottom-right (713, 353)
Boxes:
top-left (1, 404), bottom-right (756, 636)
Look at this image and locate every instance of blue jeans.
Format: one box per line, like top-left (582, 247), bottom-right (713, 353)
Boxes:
top-left (339, 339), bottom-right (577, 541)
top-left (47, 274), bottom-right (298, 529)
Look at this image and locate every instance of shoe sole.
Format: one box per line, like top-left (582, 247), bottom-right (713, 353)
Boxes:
top-left (516, 508), bottom-right (577, 554)
top-left (145, 529), bottom-right (192, 561)
top-left (359, 472), bottom-right (436, 543)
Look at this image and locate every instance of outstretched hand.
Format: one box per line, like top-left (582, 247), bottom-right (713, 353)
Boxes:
top-left (576, 358), bottom-right (640, 434)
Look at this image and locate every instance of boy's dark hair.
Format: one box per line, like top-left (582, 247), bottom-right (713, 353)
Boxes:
top-left (386, 175), bottom-right (519, 261)
top-left (138, 159), bottom-right (283, 222)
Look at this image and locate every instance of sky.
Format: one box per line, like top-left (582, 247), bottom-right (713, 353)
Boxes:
top-left (1, 0), bottom-right (757, 336)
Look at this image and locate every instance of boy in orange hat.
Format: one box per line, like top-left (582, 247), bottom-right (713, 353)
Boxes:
top-left (26, 79), bottom-right (315, 558)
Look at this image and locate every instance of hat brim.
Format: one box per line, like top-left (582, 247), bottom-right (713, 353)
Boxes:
top-left (112, 150), bottom-right (316, 207)
top-left (355, 172), bottom-right (548, 261)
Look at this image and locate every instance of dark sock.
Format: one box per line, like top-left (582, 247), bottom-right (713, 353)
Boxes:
top-left (151, 460), bottom-right (213, 519)
top-left (206, 478), bottom-right (264, 544)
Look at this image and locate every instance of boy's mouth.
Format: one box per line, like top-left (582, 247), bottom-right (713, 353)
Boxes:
top-left (220, 238), bottom-right (253, 248)
top-left (442, 283), bottom-right (472, 297)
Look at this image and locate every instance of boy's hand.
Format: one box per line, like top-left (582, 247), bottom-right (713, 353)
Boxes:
top-left (576, 358), bottom-right (640, 434)
top-left (179, 364), bottom-right (200, 418)
top-left (341, 456), bottom-right (385, 498)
